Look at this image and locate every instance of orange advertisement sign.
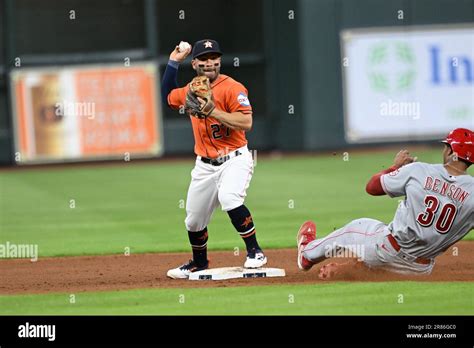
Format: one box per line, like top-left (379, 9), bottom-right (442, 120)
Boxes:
top-left (10, 63), bottom-right (162, 164)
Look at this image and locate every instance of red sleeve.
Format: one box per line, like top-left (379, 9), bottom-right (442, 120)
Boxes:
top-left (366, 165), bottom-right (399, 196)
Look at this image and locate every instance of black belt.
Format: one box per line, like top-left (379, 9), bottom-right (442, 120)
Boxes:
top-left (201, 150), bottom-right (242, 166)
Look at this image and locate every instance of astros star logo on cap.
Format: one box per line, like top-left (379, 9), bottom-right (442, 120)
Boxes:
top-left (204, 41), bottom-right (213, 48)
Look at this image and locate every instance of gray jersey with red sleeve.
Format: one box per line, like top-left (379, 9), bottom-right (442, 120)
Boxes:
top-left (381, 162), bottom-right (474, 259)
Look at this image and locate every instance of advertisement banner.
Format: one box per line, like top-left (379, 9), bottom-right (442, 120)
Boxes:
top-left (11, 62), bottom-right (162, 163)
top-left (341, 24), bottom-right (474, 143)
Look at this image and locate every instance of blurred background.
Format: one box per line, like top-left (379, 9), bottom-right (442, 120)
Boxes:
top-left (0, 0), bottom-right (473, 165)
top-left (0, 1), bottom-right (472, 319)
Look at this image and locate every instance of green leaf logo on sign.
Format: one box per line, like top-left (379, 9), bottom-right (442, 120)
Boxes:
top-left (367, 42), bottom-right (416, 94)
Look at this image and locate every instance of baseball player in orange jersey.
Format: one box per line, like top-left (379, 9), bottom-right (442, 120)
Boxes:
top-left (161, 39), bottom-right (267, 279)
top-left (297, 128), bottom-right (474, 279)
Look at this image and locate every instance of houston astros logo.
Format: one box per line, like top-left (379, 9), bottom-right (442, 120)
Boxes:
top-left (197, 232), bottom-right (208, 241)
top-left (204, 41), bottom-right (213, 48)
top-left (241, 216), bottom-right (253, 228)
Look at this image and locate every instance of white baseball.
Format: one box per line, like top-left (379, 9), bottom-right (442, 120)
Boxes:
top-left (178, 41), bottom-right (191, 52)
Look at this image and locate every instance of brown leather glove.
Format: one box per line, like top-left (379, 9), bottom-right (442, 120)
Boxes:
top-left (185, 76), bottom-right (215, 119)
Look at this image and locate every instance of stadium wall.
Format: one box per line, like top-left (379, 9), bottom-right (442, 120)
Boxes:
top-left (0, 0), bottom-right (472, 164)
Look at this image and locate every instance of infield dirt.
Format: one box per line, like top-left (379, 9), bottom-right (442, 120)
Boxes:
top-left (1, 242), bottom-right (473, 295)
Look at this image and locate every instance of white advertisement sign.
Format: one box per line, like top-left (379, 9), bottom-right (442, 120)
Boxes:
top-left (341, 25), bottom-right (474, 143)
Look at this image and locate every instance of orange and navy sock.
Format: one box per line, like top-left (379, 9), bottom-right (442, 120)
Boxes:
top-left (187, 227), bottom-right (208, 267)
top-left (227, 205), bottom-right (261, 252)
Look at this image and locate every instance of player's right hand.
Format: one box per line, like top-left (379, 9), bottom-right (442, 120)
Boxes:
top-left (169, 44), bottom-right (192, 63)
top-left (393, 149), bottom-right (417, 168)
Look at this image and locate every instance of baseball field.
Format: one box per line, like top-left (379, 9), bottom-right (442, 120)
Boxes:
top-left (1, 147), bottom-right (473, 315)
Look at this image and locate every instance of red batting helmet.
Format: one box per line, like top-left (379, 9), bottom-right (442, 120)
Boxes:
top-left (441, 128), bottom-right (474, 163)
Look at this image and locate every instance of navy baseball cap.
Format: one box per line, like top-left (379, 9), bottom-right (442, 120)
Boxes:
top-left (192, 39), bottom-right (223, 59)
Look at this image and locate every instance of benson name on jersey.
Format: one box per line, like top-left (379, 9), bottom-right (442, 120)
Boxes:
top-left (424, 176), bottom-right (470, 204)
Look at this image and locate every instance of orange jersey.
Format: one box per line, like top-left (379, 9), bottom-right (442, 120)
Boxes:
top-left (167, 74), bottom-right (252, 158)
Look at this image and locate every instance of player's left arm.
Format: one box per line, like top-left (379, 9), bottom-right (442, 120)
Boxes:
top-left (366, 150), bottom-right (417, 196)
top-left (209, 109), bottom-right (252, 131)
top-left (209, 83), bottom-right (252, 131)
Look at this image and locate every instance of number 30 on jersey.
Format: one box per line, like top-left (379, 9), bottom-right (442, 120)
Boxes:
top-left (416, 195), bottom-right (457, 234)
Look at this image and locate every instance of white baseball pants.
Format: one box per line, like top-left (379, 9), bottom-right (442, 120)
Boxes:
top-left (303, 218), bottom-right (434, 275)
top-left (185, 145), bottom-right (254, 232)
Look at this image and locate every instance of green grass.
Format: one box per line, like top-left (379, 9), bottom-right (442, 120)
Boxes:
top-left (1, 148), bottom-right (472, 257)
top-left (0, 282), bottom-right (472, 315)
top-left (1, 148), bottom-right (473, 316)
